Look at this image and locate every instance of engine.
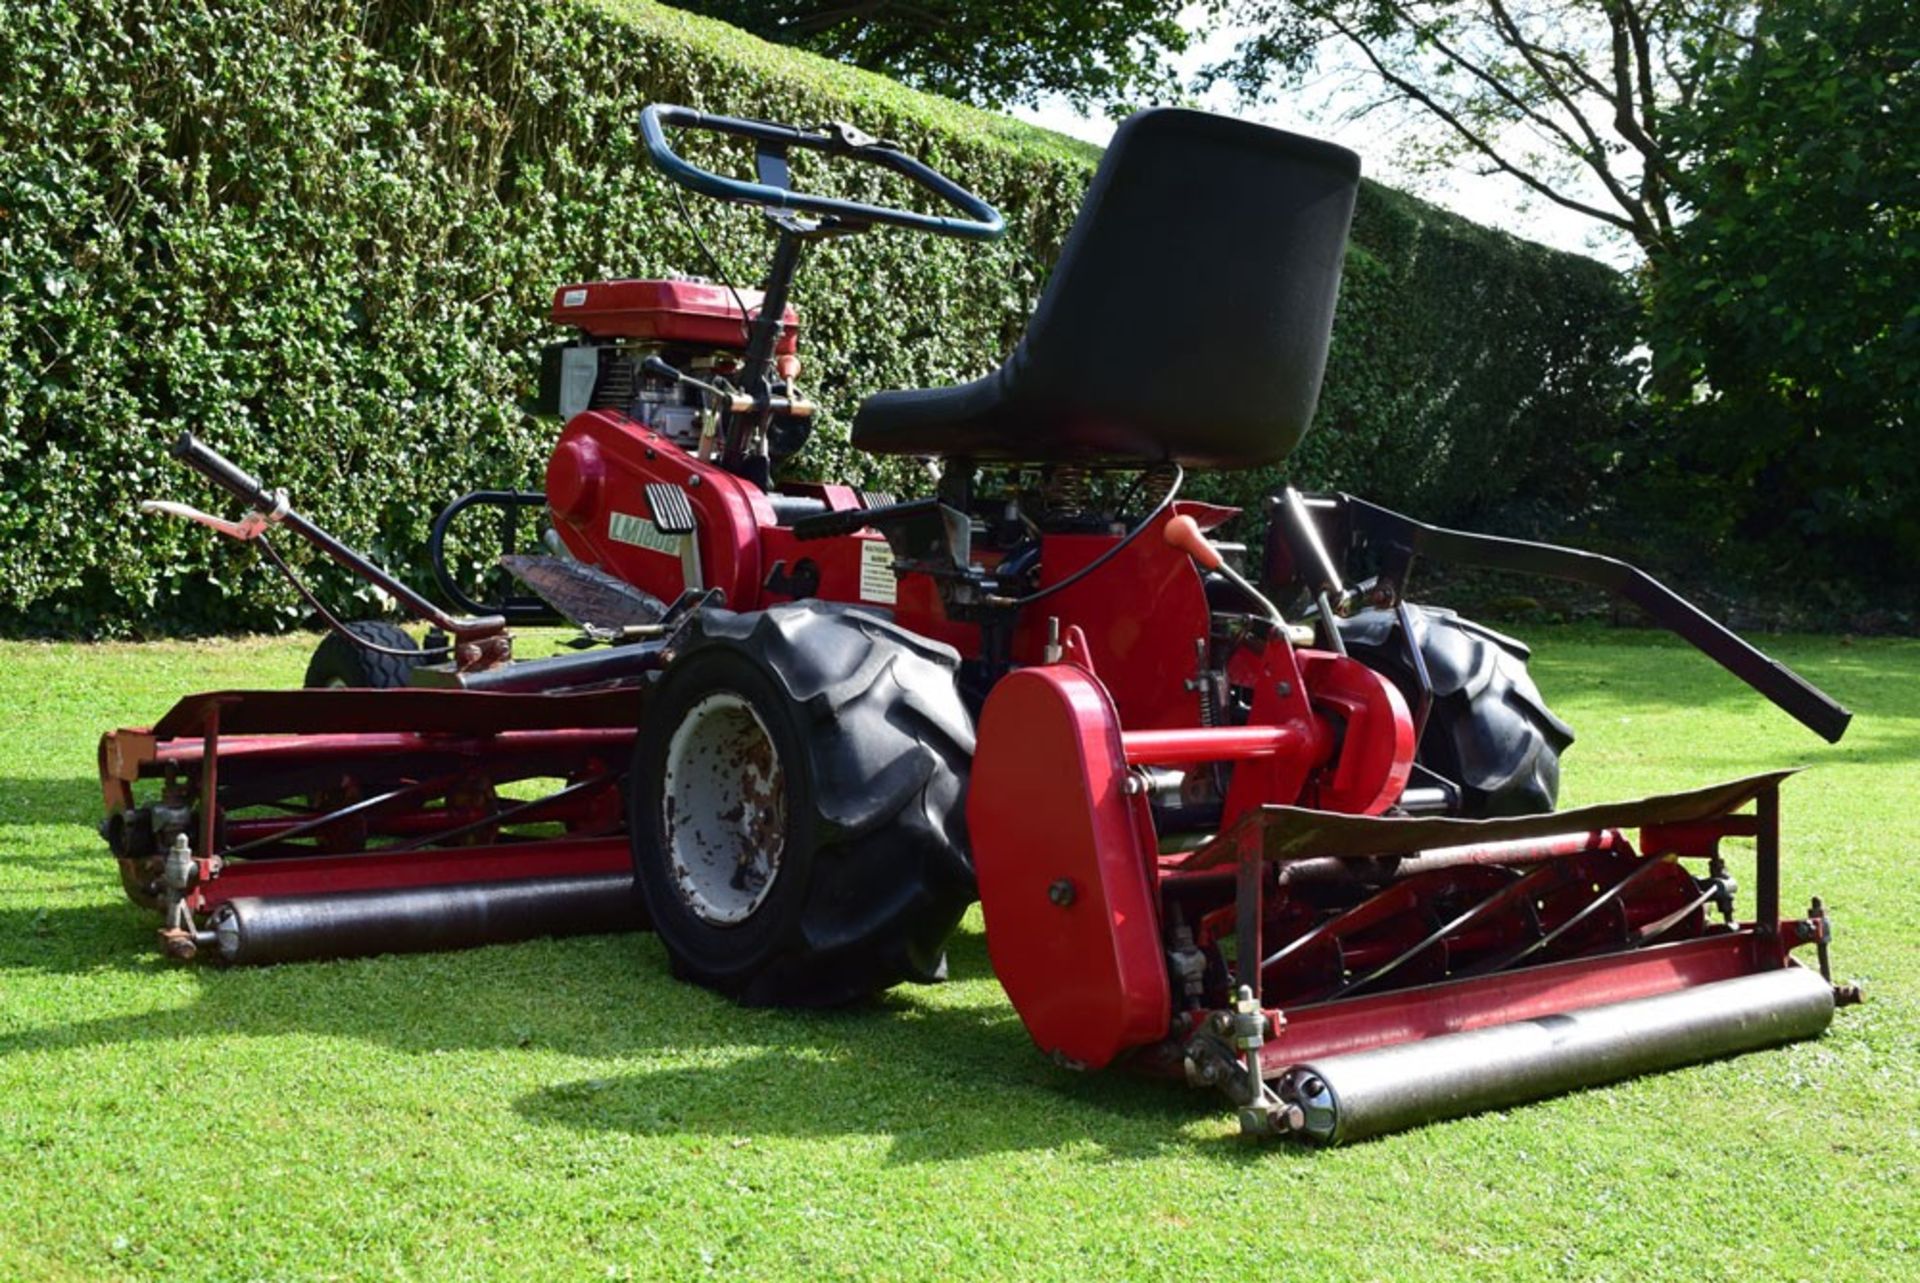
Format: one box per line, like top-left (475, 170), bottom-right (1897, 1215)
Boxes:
top-left (533, 278), bottom-right (800, 453)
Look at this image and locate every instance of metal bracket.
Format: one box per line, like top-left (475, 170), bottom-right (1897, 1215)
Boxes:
top-left (141, 490), bottom-right (289, 542)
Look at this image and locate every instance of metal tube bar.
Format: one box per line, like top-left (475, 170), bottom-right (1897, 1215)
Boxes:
top-left (1123, 725), bottom-right (1297, 765)
top-left (1395, 830), bottom-right (1618, 873)
top-left (169, 433), bottom-right (501, 638)
top-left (423, 641), bottom-right (670, 693)
top-left (217, 777), bottom-right (452, 859)
top-left (198, 707), bottom-right (220, 871)
top-left (1756, 784), bottom-right (1780, 955)
top-left (1235, 826), bottom-right (1264, 994)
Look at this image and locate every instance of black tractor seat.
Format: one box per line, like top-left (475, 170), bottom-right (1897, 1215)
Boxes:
top-left (851, 109), bottom-right (1361, 469)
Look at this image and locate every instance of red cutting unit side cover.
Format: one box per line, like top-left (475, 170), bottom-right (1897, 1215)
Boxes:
top-left (550, 279), bottom-right (799, 354)
top-left (969, 664), bottom-right (1172, 1070)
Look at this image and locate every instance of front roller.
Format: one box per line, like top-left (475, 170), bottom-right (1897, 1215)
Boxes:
top-left (1273, 966), bottom-right (1836, 1144)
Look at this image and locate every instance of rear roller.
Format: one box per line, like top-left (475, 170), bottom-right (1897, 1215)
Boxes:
top-left (210, 875), bottom-right (644, 965)
top-left (628, 602), bottom-right (975, 1006)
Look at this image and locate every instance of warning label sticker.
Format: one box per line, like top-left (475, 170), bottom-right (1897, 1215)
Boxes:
top-left (859, 539), bottom-right (898, 605)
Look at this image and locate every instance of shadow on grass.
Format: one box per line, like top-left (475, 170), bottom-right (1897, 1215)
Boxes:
top-left (510, 929), bottom-right (1257, 1165)
top-left (0, 900), bottom-right (168, 975)
top-left (0, 776), bottom-right (106, 831)
top-left (0, 918), bottom-right (1271, 1164)
top-left (512, 1044), bottom-right (1222, 1165)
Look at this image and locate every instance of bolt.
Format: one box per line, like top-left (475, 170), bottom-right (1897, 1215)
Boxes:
top-left (1047, 878), bottom-right (1077, 907)
top-left (1275, 681), bottom-right (1292, 698)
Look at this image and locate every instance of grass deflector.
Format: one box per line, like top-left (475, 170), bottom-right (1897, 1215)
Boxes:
top-left (100, 106), bottom-right (1859, 1141)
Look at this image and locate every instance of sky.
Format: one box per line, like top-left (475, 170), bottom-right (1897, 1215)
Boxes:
top-left (1009, 8), bottom-right (1638, 268)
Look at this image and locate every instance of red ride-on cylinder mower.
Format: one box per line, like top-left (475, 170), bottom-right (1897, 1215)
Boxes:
top-left (102, 105), bottom-right (1860, 1140)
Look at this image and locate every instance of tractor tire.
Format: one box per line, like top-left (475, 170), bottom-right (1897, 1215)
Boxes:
top-left (1337, 604), bottom-right (1574, 817)
top-left (629, 602), bottom-right (975, 1006)
top-left (303, 621), bottom-right (424, 690)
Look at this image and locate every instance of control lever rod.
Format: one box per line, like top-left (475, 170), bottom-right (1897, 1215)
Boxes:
top-left (154, 434), bottom-right (505, 640)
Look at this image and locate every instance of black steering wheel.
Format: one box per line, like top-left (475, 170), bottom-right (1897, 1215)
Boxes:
top-left (639, 104), bottom-right (1006, 242)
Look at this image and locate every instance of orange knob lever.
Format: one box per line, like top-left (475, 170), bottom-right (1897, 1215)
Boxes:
top-left (1164, 513), bottom-right (1223, 570)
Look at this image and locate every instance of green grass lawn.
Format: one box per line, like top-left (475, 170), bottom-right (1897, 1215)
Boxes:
top-left (1, 628), bottom-right (1915, 1281)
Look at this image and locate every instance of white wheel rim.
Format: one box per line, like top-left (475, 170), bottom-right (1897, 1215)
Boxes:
top-left (660, 691), bottom-right (787, 925)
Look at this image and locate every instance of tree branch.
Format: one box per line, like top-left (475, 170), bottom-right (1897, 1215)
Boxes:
top-left (1324, 12), bottom-right (1638, 232)
top-left (1601, 2), bottom-right (1678, 185)
top-left (1619, 0), bottom-right (1674, 235)
top-left (1485, 0), bottom-right (1647, 229)
top-left (1382, 1), bottom-right (1594, 166)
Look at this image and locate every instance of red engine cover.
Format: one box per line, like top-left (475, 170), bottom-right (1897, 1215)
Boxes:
top-left (550, 279), bottom-right (799, 355)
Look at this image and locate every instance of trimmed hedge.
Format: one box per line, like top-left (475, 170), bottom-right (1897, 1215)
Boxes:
top-left (0, 0), bottom-right (1638, 635)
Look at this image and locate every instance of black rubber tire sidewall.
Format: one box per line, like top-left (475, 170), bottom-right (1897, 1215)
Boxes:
top-left (626, 603), bottom-right (975, 1007)
top-left (1338, 604), bottom-right (1574, 817)
top-left (303, 621), bottom-right (423, 689)
top-left (629, 646), bottom-right (822, 984)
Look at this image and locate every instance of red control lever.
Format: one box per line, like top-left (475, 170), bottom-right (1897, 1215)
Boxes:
top-left (1164, 514), bottom-right (1223, 570)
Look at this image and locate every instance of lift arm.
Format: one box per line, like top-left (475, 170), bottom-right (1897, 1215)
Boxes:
top-left (1332, 495), bottom-right (1852, 744)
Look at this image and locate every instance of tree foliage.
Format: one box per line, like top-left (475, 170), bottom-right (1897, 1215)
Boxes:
top-left (662, 1), bottom-right (1192, 111)
top-left (1214, 1), bottom-right (1918, 585)
top-left (1646, 0), bottom-right (1919, 574)
top-left (1205, 2), bottom-right (1763, 257)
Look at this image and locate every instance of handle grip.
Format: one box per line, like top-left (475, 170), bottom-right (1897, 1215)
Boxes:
top-left (171, 433), bottom-right (275, 511)
top-left (1165, 514), bottom-right (1224, 570)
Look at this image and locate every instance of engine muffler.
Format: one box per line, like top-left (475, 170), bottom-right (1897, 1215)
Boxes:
top-left (210, 874), bottom-right (644, 965)
top-left (1273, 965), bottom-right (1835, 1145)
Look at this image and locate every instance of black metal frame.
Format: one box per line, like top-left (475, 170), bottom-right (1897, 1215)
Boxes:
top-left (1283, 493), bottom-right (1852, 744)
top-left (427, 490), bottom-right (558, 623)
